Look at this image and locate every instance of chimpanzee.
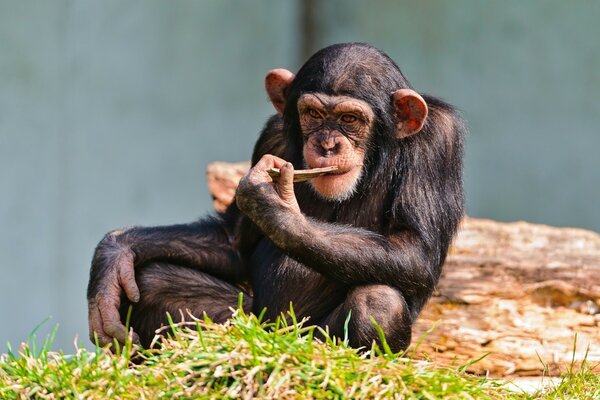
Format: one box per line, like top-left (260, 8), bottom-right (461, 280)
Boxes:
top-left (87, 42), bottom-right (465, 352)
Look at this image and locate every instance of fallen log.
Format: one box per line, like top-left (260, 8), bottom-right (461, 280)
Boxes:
top-left (415, 217), bottom-right (600, 376)
top-left (206, 161), bottom-right (600, 376)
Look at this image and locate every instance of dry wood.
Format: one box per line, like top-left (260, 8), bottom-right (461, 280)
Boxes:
top-left (206, 161), bottom-right (600, 377)
top-left (267, 166), bottom-right (339, 182)
top-left (413, 217), bottom-right (600, 376)
top-left (206, 161), bottom-right (251, 212)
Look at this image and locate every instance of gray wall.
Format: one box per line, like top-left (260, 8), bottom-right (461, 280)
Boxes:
top-left (0, 0), bottom-right (299, 351)
top-left (317, 1), bottom-right (600, 228)
top-left (1, 1), bottom-right (599, 351)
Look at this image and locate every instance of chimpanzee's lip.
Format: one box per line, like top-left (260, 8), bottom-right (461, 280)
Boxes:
top-left (329, 169), bottom-right (350, 175)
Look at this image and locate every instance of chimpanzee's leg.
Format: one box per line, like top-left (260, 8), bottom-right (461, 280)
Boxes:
top-left (319, 285), bottom-right (413, 353)
top-left (119, 261), bottom-right (252, 347)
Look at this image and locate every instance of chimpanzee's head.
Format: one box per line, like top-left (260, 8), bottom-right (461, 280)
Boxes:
top-left (265, 43), bottom-right (428, 201)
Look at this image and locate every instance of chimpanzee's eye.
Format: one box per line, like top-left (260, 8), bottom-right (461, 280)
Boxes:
top-left (307, 108), bottom-right (322, 119)
top-left (341, 114), bottom-right (358, 124)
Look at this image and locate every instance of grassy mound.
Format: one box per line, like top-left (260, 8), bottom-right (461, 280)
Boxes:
top-left (1, 305), bottom-right (598, 399)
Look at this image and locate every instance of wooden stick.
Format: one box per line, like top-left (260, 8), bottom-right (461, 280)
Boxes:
top-left (267, 166), bottom-right (339, 182)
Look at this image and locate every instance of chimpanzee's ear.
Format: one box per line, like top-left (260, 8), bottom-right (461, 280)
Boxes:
top-left (391, 89), bottom-right (428, 138)
top-left (265, 69), bottom-right (295, 115)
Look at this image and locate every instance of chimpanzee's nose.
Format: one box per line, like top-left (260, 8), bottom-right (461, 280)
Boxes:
top-left (319, 134), bottom-right (340, 154)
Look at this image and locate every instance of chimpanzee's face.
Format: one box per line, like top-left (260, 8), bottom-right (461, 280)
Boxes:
top-left (264, 66), bottom-right (428, 202)
top-left (297, 93), bottom-right (374, 201)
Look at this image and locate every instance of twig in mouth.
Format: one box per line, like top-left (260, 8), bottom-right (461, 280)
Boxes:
top-left (267, 166), bottom-right (339, 182)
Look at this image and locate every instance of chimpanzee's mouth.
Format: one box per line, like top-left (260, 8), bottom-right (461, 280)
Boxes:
top-left (319, 165), bottom-right (360, 176)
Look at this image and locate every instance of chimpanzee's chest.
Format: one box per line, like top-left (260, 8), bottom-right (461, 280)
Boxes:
top-left (249, 238), bottom-right (346, 322)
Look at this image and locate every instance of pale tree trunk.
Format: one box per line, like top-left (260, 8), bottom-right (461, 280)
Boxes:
top-left (206, 161), bottom-right (600, 376)
top-left (415, 217), bottom-right (600, 376)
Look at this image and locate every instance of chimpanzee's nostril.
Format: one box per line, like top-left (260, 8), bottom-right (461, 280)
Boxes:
top-left (320, 136), bottom-right (338, 151)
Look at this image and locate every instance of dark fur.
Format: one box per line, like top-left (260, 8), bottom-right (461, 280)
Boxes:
top-left (88, 43), bottom-right (465, 350)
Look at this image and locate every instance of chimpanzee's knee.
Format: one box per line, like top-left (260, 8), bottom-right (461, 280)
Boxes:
top-left (346, 284), bottom-right (413, 352)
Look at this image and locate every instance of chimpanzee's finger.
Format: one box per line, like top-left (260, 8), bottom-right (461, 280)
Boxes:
top-left (254, 154), bottom-right (288, 171)
top-left (98, 296), bottom-right (142, 346)
top-left (98, 296), bottom-right (128, 344)
top-left (88, 303), bottom-right (115, 346)
top-left (116, 251), bottom-right (140, 303)
top-left (277, 162), bottom-right (296, 204)
top-left (245, 154), bottom-right (289, 186)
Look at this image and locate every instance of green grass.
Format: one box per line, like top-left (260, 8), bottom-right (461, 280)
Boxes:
top-left (1, 305), bottom-right (598, 399)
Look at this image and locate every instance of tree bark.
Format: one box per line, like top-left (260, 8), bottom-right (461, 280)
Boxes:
top-left (414, 217), bottom-right (600, 376)
top-left (207, 161), bottom-right (600, 376)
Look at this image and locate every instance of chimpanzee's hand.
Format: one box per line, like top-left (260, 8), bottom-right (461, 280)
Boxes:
top-left (236, 154), bottom-right (301, 218)
top-left (87, 229), bottom-right (141, 347)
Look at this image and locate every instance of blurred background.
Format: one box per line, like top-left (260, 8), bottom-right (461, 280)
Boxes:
top-left (1, 0), bottom-right (599, 351)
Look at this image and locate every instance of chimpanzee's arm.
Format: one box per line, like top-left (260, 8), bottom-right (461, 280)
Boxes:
top-left (236, 156), bottom-right (441, 298)
top-left (87, 211), bottom-right (243, 346)
top-left (88, 213), bottom-right (243, 291)
top-left (265, 223), bottom-right (435, 297)
top-left (113, 218), bottom-right (241, 279)
top-left (253, 208), bottom-right (435, 298)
